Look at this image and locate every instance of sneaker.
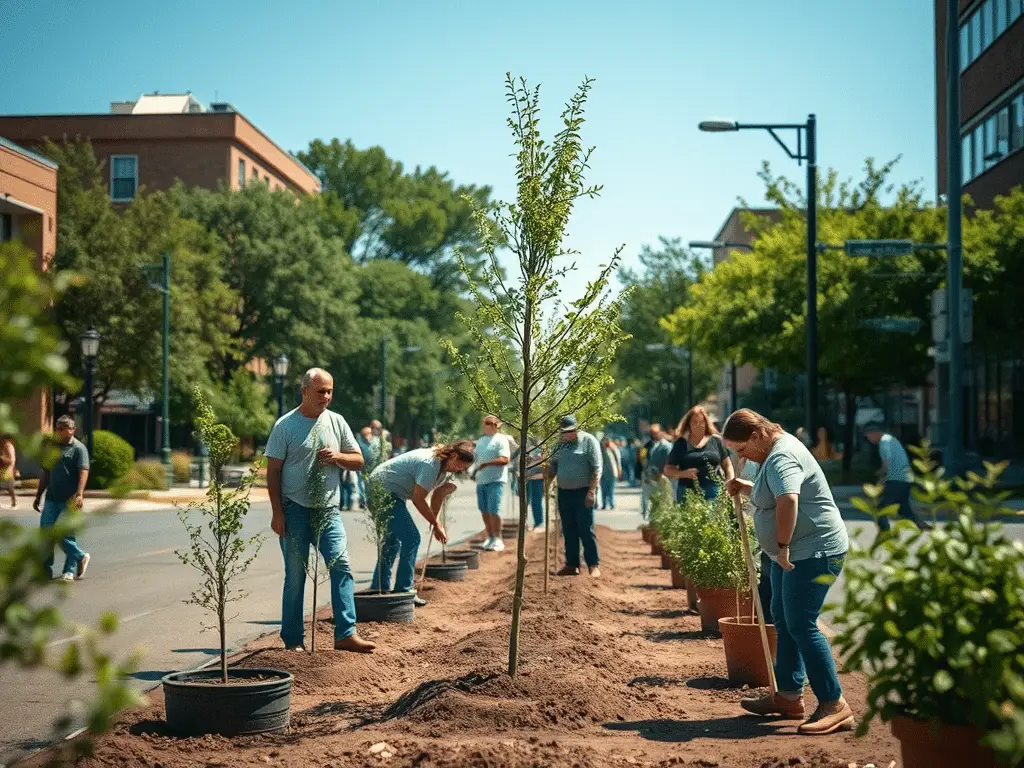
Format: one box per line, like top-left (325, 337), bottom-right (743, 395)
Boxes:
top-left (412, 595), bottom-right (428, 608)
top-left (76, 553), bottom-right (90, 580)
top-left (797, 697), bottom-right (855, 735)
top-left (588, 566), bottom-right (601, 578)
top-left (284, 644), bottom-right (307, 652)
top-left (59, 572), bottom-right (75, 583)
top-left (491, 538), bottom-right (505, 552)
top-left (740, 692), bottom-right (805, 720)
top-left (556, 565), bottom-right (580, 576)
top-left (334, 634), bottom-right (376, 653)
top-left (483, 536), bottom-right (499, 551)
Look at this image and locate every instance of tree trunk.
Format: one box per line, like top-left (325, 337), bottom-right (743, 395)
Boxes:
top-left (543, 462), bottom-right (550, 595)
top-left (508, 302), bottom-right (533, 679)
top-left (842, 389), bottom-right (857, 476)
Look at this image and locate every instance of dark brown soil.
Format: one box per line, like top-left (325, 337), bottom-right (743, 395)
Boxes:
top-left (38, 527), bottom-right (901, 767)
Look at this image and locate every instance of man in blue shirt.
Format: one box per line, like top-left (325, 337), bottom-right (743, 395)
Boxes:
top-left (864, 423), bottom-right (929, 533)
top-left (549, 415), bottom-right (602, 578)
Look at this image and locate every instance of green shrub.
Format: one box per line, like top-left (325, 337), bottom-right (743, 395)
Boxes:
top-left (88, 431), bottom-right (135, 489)
top-left (830, 447), bottom-right (1024, 764)
top-left (110, 460), bottom-right (168, 493)
top-left (673, 481), bottom-right (752, 591)
top-left (171, 450), bottom-right (192, 484)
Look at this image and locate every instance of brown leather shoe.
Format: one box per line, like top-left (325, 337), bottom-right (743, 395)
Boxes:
top-left (556, 565), bottom-right (580, 576)
top-left (334, 634), bottom-right (376, 653)
top-left (588, 566), bottom-right (601, 578)
top-left (797, 697), bottom-right (854, 735)
top-left (740, 692), bottom-right (805, 719)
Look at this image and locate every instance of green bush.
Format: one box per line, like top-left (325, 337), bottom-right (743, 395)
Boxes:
top-left (88, 431), bottom-right (135, 489)
top-left (831, 447), bottom-right (1024, 764)
top-left (672, 481), bottom-right (752, 591)
top-left (171, 450), bottom-right (192, 484)
top-left (110, 460), bottom-right (168, 493)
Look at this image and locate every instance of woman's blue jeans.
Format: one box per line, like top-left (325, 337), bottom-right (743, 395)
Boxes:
top-left (370, 497), bottom-right (421, 593)
top-left (600, 474), bottom-right (616, 509)
top-left (770, 554), bottom-right (845, 702)
top-left (527, 478), bottom-right (544, 527)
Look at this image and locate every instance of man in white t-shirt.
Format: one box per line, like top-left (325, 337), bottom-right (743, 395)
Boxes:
top-left (471, 415), bottom-right (512, 551)
top-left (864, 423), bottom-right (928, 533)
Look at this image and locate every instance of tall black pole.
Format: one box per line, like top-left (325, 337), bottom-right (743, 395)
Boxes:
top-left (687, 349), bottom-right (693, 408)
top-left (161, 251), bottom-right (171, 485)
top-left (275, 377), bottom-right (285, 420)
top-left (730, 361), bottom-right (738, 414)
top-left (84, 359), bottom-right (95, 456)
top-left (805, 114), bottom-right (818, 444)
top-left (946, 0), bottom-right (964, 475)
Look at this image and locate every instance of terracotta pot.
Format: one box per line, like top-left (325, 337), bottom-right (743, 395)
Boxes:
top-left (649, 532), bottom-right (661, 556)
top-left (891, 714), bottom-right (998, 768)
top-left (669, 561), bottom-right (685, 589)
top-left (718, 616), bottom-right (778, 688)
top-left (660, 552), bottom-right (671, 570)
top-left (696, 588), bottom-right (752, 633)
top-left (685, 579), bottom-right (698, 612)
top-left (641, 526), bottom-right (652, 544)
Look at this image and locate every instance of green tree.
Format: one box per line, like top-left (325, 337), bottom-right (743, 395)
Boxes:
top-left (615, 237), bottom-right (717, 428)
top-left (297, 138), bottom-right (494, 287)
top-left (444, 75), bottom-right (630, 678)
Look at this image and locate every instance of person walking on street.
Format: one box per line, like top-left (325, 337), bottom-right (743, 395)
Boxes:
top-left (641, 424), bottom-right (672, 519)
top-left (357, 426), bottom-right (374, 509)
top-left (516, 435), bottom-right (546, 530)
top-left (549, 415), bottom-right (602, 577)
top-left (266, 368), bottom-right (375, 654)
top-left (1, 434), bottom-right (17, 508)
top-left (863, 424), bottom-right (928, 533)
top-left (472, 415), bottom-right (512, 551)
top-left (723, 408), bottom-right (853, 735)
top-left (600, 437), bottom-right (621, 510)
top-left (369, 440), bottom-right (473, 605)
top-left (33, 415), bottom-right (90, 582)
top-left (664, 406), bottom-right (734, 501)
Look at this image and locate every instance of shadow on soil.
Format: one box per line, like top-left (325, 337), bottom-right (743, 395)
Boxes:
top-left (639, 629), bottom-right (709, 643)
top-left (628, 675), bottom-right (685, 688)
top-left (380, 670), bottom-right (497, 721)
top-left (130, 670), bottom-right (170, 682)
top-left (685, 676), bottom-right (733, 691)
top-left (618, 607), bottom-right (688, 620)
top-left (604, 715), bottom-right (788, 742)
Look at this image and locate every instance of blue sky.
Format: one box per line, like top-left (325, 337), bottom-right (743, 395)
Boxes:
top-left (1, 0), bottom-right (937, 295)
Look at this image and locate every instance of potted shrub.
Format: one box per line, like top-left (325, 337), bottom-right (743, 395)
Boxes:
top-left (163, 388), bottom-right (291, 736)
top-left (353, 435), bottom-right (414, 623)
top-left (830, 450), bottom-right (1024, 768)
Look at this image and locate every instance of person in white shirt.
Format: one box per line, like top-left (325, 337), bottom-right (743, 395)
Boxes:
top-left (863, 424), bottom-right (928, 533)
top-left (471, 415), bottom-right (512, 551)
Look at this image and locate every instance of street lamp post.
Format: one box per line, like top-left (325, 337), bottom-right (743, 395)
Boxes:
top-left (698, 114), bottom-right (818, 441)
top-left (80, 328), bottom-right (100, 455)
top-left (945, 0), bottom-right (965, 475)
top-left (273, 353), bottom-right (289, 420)
top-left (141, 251), bottom-right (171, 485)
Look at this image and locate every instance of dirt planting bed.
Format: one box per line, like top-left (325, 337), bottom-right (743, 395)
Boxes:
top-left (43, 528), bottom-right (900, 767)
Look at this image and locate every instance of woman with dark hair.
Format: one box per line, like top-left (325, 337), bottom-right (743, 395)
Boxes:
top-left (663, 406), bottom-right (734, 501)
top-left (722, 409), bottom-right (852, 735)
top-left (369, 439), bottom-right (475, 606)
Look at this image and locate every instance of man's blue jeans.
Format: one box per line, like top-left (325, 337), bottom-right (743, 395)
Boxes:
top-left (770, 554), bottom-right (845, 703)
top-left (527, 478), bottom-right (544, 527)
top-left (41, 499), bottom-right (86, 578)
top-left (370, 497), bottom-right (421, 593)
top-left (279, 500), bottom-right (356, 646)
top-left (877, 481), bottom-right (927, 532)
top-left (557, 487), bottom-right (599, 568)
top-left (600, 474), bottom-right (615, 509)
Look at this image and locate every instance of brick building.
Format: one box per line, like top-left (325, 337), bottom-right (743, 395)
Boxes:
top-left (0, 93), bottom-right (320, 202)
top-left (935, 0), bottom-right (1024, 209)
top-left (0, 137), bottom-right (58, 441)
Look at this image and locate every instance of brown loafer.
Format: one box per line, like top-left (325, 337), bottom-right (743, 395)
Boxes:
top-left (740, 692), bottom-right (805, 720)
top-left (555, 565), bottom-right (580, 576)
top-left (588, 566), bottom-right (601, 578)
top-left (334, 634), bottom-right (376, 653)
top-left (797, 697), bottom-right (854, 735)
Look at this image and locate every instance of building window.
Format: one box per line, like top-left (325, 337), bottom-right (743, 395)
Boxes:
top-left (970, 10), bottom-right (982, 62)
top-left (997, 0), bottom-right (1009, 34)
top-left (984, 115), bottom-right (998, 170)
top-left (962, 134), bottom-right (973, 182)
top-left (238, 158), bottom-right (246, 187)
top-left (0, 212), bottom-right (11, 242)
top-left (1012, 0), bottom-right (1022, 25)
top-left (996, 107), bottom-right (1010, 160)
top-left (264, 175), bottom-right (270, 184)
top-left (959, 23), bottom-right (970, 70)
top-left (982, 0), bottom-right (995, 48)
top-left (973, 125), bottom-right (985, 177)
top-left (251, 167), bottom-right (259, 182)
top-left (1012, 95), bottom-right (1024, 152)
top-left (110, 155), bottom-right (138, 201)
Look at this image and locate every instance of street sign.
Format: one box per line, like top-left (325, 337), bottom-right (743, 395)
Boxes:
top-left (931, 288), bottom-right (973, 343)
top-left (844, 239), bottom-right (915, 258)
top-left (860, 317), bottom-right (921, 334)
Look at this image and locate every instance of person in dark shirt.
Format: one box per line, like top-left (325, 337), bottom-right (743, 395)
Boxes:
top-left (33, 415), bottom-right (91, 581)
top-left (663, 405), bottom-right (734, 501)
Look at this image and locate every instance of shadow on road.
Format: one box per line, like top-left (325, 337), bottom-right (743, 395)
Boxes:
top-left (604, 715), bottom-right (789, 742)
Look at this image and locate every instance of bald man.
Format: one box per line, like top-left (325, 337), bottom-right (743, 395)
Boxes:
top-left (266, 368), bottom-right (374, 653)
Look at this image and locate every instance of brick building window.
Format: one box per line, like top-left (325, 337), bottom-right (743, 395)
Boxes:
top-left (110, 155), bottom-right (138, 201)
top-left (238, 158), bottom-right (246, 187)
top-left (251, 166), bottom-right (259, 182)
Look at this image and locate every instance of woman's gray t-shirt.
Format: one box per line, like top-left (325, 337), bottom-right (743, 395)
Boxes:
top-left (371, 448), bottom-right (444, 500)
top-left (749, 433), bottom-right (848, 563)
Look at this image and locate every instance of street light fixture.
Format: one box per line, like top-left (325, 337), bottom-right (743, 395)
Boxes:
top-left (80, 328), bottom-right (100, 455)
top-left (273, 353), bottom-right (289, 420)
top-left (688, 240), bottom-right (754, 251)
top-left (698, 113), bottom-right (819, 442)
